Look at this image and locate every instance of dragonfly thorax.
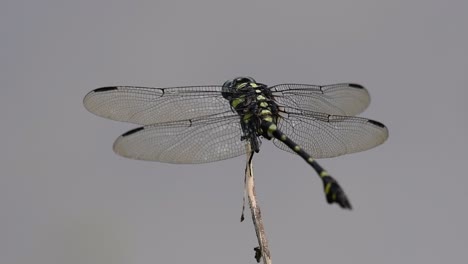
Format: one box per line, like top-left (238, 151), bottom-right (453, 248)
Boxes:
top-left (222, 77), bottom-right (280, 152)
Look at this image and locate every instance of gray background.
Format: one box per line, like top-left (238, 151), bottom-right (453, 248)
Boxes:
top-left (2, 0), bottom-right (467, 263)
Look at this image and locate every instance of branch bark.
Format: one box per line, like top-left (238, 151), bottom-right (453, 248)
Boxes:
top-left (245, 148), bottom-right (272, 264)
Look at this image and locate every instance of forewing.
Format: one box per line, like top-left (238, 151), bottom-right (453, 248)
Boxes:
top-left (113, 114), bottom-right (247, 164)
top-left (273, 108), bottom-right (388, 158)
top-left (270, 83), bottom-right (370, 116)
top-left (83, 86), bottom-right (230, 125)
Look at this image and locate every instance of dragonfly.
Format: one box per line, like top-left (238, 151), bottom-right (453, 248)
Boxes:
top-left (83, 77), bottom-right (388, 209)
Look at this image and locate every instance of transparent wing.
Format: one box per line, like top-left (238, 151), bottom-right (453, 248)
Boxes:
top-left (83, 86), bottom-right (230, 125)
top-left (113, 114), bottom-right (247, 164)
top-left (270, 83), bottom-right (370, 116)
top-left (273, 108), bottom-right (388, 158)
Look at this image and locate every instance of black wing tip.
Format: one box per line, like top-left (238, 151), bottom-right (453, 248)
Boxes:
top-left (93, 86), bottom-right (118, 93)
top-left (348, 83), bottom-right (365, 89)
top-left (121, 127), bottom-right (145, 137)
top-left (367, 119), bottom-right (386, 128)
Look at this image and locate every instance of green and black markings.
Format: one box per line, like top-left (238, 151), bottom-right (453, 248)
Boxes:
top-left (262, 121), bottom-right (351, 209)
top-left (223, 77), bottom-right (351, 209)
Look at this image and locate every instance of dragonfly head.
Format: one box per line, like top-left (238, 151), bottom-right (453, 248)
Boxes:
top-left (222, 76), bottom-right (257, 100)
top-left (223, 77), bottom-right (256, 89)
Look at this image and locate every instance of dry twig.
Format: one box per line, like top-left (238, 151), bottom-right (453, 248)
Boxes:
top-left (243, 146), bottom-right (272, 264)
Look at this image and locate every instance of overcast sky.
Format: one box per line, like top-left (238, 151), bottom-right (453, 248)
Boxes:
top-left (2, 0), bottom-right (468, 263)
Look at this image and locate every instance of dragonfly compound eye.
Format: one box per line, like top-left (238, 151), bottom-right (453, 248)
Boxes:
top-left (223, 80), bottom-right (233, 88)
top-left (234, 76), bottom-right (256, 85)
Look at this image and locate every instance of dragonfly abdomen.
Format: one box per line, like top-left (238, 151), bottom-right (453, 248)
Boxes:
top-left (260, 121), bottom-right (352, 209)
